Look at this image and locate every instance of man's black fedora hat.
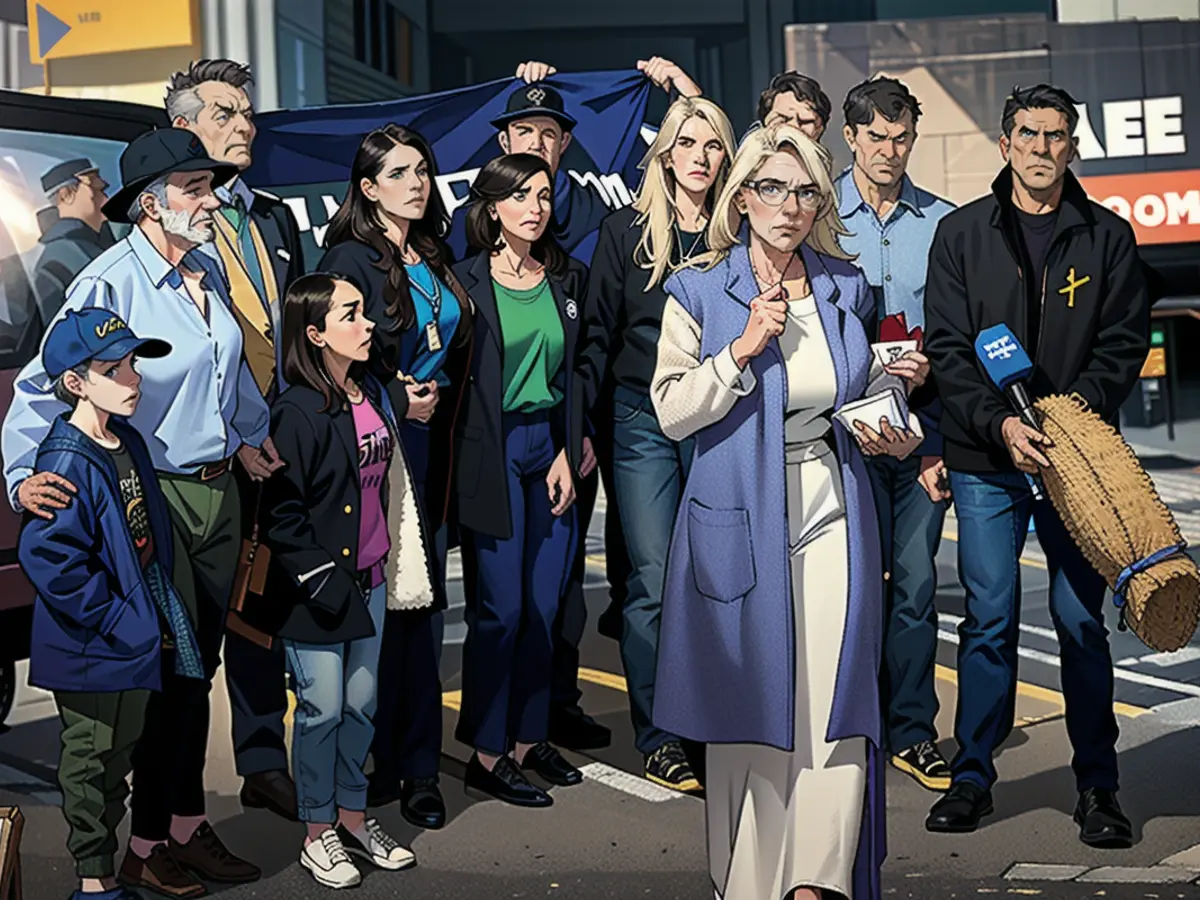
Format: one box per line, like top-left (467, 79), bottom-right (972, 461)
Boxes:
top-left (102, 129), bottom-right (239, 224)
top-left (489, 82), bottom-right (577, 132)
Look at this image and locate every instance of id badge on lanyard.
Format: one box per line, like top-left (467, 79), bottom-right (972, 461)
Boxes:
top-left (425, 320), bottom-right (443, 352)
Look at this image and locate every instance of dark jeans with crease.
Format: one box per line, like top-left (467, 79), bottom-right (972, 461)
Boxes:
top-left (866, 454), bottom-right (946, 754)
top-left (553, 388), bottom-right (631, 714)
top-left (370, 418), bottom-right (447, 783)
top-left (949, 469), bottom-right (1118, 792)
top-left (610, 386), bottom-right (691, 756)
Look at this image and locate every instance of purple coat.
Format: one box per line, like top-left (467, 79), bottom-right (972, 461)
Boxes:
top-left (654, 239), bottom-right (886, 899)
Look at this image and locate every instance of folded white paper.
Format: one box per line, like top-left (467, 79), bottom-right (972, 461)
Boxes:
top-left (834, 388), bottom-right (923, 440)
top-left (869, 340), bottom-right (919, 379)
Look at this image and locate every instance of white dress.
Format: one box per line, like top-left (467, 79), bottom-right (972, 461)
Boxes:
top-left (701, 296), bottom-right (867, 900)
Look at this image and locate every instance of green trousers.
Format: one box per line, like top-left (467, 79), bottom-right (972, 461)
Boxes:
top-left (55, 689), bottom-right (151, 878)
top-left (129, 469), bottom-right (241, 839)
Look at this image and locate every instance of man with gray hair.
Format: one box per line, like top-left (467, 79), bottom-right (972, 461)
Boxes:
top-left (2, 127), bottom-right (283, 897)
top-left (166, 58), bottom-right (305, 825)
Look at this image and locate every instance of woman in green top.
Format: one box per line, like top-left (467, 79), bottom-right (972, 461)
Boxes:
top-left (451, 153), bottom-right (590, 808)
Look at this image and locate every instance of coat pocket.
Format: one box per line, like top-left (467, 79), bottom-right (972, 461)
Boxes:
top-left (686, 499), bottom-right (756, 603)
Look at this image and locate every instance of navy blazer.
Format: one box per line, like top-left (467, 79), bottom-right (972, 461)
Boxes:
top-left (451, 252), bottom-right (588, 540)
top-left (18, 415), bottom-right (175, 693)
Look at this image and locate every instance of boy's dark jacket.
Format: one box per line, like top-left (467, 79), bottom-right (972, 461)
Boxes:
top-left (261, 374), bottom-right (441, 645)
top-left (923, 166), bottom-right (1150, 474)
top-left (18, 415), bottom-right (173, 693)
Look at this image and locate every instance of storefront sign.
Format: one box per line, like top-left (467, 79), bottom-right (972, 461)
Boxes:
top-left (27, 0), bottom-right (195, 64)
top-left (1079, 170), bottom-right (1200, 244)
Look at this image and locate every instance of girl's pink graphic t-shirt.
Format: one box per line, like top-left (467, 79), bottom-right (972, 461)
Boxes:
top-left (351, 397), bottom-right (393, 587)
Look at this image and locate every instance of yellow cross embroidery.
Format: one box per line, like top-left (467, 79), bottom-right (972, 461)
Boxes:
top-left (1058, 267), bottom-right (1091, 308)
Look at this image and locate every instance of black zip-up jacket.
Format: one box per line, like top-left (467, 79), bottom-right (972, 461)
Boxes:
top-left (924, 166), bottom-right (1150, 474)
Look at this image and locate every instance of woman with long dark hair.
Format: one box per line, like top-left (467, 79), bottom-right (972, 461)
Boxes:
top-left (318, 124), bottom-right (471, 829)
top-left (452, 153), bottom-right (587, 808)
top-left (262, 272), bottom-right (433, 889)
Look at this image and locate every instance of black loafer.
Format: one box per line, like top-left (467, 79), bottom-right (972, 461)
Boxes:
top-left (367, 772), bottom-right (404, 808)
top-left (1075, 788), bottom-right (1133, 848)
top-left (549, 707), bottom-right (611, 751)
top-left (465, 755), bottom-right (553, 808)
top-left (239, 769), bottom-right (299, 821)
top-left (401, 776), bottom-right (447, 830)
top-left (925, 781), bottom-right (994, 833)
top-left (520, 741), bottom-right (583, 786)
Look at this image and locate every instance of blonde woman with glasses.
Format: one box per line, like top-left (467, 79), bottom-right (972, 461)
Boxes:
top-left (575, 96), bottom-right (735, 793)
top-left (650, 124), bottom-right (929, 900)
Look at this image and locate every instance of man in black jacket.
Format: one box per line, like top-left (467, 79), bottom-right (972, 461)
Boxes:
top-left (923, 84), bottom-right (1149, 846)
top-left (168, 58), bottom-right (305, 824)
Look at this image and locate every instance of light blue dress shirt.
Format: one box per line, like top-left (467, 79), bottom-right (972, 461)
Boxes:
top-left (3, 224), bottom-right (270, 510)
top-left (834, 168), bottom-right (955, 331)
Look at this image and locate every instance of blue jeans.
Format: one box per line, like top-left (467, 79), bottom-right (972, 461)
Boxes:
top-left (866, 454), bottom-right (946, 752)
top-left (611, 386), bottom-right (692, 756)
top-left (457, 411), bottom-right (577, 756)
top-left (949, 470), bottom-right (1118, 792)
top-left (284, 581), bottom-right (387, 823)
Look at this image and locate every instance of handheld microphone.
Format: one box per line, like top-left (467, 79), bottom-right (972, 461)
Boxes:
top-left (973, 324), bottom-right (1046, 500)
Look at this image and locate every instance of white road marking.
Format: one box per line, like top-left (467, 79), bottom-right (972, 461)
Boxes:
top-left (937, 613), bottom-right (1200, 698)
top-left (578, 762), bottom-right (686, 803)
top-left (1138, 646), bottom-right (1200, 667)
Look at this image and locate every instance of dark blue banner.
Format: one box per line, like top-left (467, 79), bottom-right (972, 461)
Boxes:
top-left (243, 70), bottom-right (654, 267)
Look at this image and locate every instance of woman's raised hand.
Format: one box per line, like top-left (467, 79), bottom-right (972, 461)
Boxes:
top-left (731, 284), bottom-right (789, 369)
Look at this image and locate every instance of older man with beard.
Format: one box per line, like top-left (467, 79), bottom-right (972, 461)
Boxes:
top-left (3, 128), bottom-right (283, 898)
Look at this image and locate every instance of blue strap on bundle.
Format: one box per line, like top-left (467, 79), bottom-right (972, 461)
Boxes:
top-left (1112, 541), bottom-right (1187, 631)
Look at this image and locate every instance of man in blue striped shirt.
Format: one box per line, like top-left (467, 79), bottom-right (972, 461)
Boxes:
top-left (3, 128), bottom-right (280, 896)
top-left (834, 76), bottom-right (957, 796)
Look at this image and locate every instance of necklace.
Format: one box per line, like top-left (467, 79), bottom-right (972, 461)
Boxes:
top-left (673, 220), bottom-right (705, 263)
top-left (406, 260), bottom-right (443, 319)
top-left (750, 246), bottom-right (806, 294)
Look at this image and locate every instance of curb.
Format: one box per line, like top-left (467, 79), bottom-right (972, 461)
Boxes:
top-left (1004, 844), bottom-right (1200, 885)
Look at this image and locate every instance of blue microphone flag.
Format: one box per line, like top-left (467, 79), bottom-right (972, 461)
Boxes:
top-left (974, 324), bottom-right (1033, 391)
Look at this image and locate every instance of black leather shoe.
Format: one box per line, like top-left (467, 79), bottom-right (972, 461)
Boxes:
top-left (401, 776), bottom-right (447, 829)
top-left (548, 707), bottom-right (611, 751)
top-left (597, 601), bottom-right (623, 641)
top-left (465, 755), bottom-right (553, 808)
top-left (367, 772), bottom-right (404, 808)
top-left (239, 769), bottom-right (298, 821)
top-left (925, 781), bottom-right (994, 833)
top-left (520, 742), bottom-right (583, 787)
top-left (1074, 788), bottom-right (1133, 848)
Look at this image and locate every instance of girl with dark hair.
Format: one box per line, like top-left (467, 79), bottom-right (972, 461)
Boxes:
top-left (452, 153), bottom-right (588, 807)
top-left (263, 272), bottom-right (434, 889)
top-left (318, 124), bottom-right (470, 828)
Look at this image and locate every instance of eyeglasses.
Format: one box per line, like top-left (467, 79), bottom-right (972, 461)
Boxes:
top-left (744, 179), bottom-right (824, 210)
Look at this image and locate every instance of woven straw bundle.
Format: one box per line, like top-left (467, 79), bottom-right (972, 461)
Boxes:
top-left (1033, 394), bottom-right (1200, 652)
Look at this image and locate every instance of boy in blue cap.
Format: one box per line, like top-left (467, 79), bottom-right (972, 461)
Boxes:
top-left (17, 308), bottom-right (203, 900)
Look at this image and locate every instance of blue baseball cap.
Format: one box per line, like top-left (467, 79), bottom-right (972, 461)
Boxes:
top-left (43, 308), bottom-right (171, 379)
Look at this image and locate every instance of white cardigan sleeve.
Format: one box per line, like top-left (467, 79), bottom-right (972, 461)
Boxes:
top-left (650, 295), bottom-right (756, 442)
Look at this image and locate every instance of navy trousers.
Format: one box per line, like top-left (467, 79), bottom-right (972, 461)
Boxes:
top-left (866, 454), bottom-right (946, 753)
top-left (949, 470), bottom-right (1118, 792)
top-left (369, 419), bottom-right (446, 782)
top-left (457, 411), bottom-right (577, 755)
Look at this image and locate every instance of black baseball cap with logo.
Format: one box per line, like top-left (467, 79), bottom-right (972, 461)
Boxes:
top-left (489, 82), bottom-right (577, 133)
top-left (102, 129), bottom-right (238, 225)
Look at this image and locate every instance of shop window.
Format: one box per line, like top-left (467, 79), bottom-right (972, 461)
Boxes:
top-left (352, 0), bottom-right (413, 86)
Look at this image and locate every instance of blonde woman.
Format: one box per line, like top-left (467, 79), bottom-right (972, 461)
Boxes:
top-left (575, 96), bottom-right (735, 792)
top-left (650, 124), bottom-right (929, 900)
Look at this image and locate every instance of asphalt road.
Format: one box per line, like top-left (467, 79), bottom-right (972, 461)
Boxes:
top-left (2, 466), bottom-right (1200, 899)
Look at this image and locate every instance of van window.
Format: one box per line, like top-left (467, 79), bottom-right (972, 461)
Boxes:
top-left (0, 129), bottom-right (125, 372)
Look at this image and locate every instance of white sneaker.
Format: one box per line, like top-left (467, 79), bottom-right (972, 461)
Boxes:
top-left (338, 819), bottom-right (416, 871)
top-left (300, 829), bottom-right (362, 889)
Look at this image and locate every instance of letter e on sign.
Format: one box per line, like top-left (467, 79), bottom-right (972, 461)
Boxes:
top-left (1144, 97), bottom-right (1186, 156)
